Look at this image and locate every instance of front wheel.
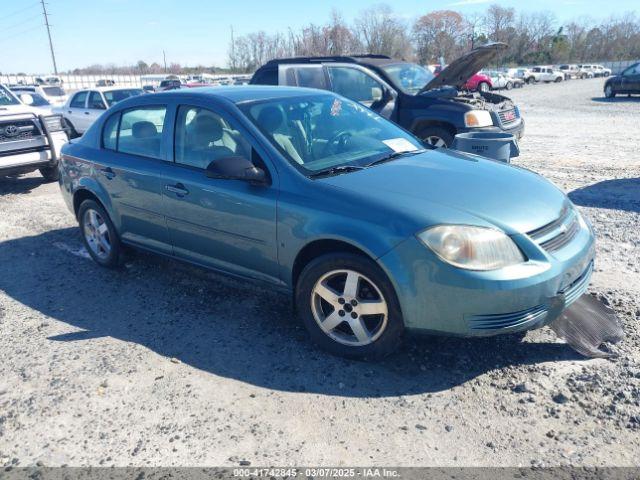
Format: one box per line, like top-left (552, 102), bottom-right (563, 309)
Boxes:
top-left (505, 81), bottom-right (513, 90)
top-left (478, 82), bottom-right (490, 92)
top-left (420, 127), bottom-right (454, 149)
top-left (526, 77), bottom-right (536, 84)
top-left (39, 164), bottom-right (59, 182)
top-left (78, 199), bottom-right (122, 268)
top-left (555, 77), bottom-right (563, 83)
top-left (296, 253), bottom-right (404, 359)
top-left (604, 84), bottom-right (616, 98)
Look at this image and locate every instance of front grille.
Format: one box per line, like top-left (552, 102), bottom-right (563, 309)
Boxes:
top-left (0, 119), bottom-right (41, 143)
top-left (528, 204), bottom-right (580, 253)
top-left (497, 107), bottom-right (520, 126)
top-left (468, 304), bottom-right (548, 330)
top-left (559, 261), bottom-right (593, 307)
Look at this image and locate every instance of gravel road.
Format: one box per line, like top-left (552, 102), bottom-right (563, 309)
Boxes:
top-left (0, 78), bottom-right (638, 468)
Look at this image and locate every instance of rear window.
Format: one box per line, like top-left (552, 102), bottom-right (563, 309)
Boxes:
top-left (115, 106), bottom-right (166, 159)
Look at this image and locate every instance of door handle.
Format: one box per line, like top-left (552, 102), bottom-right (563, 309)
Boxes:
top-left (165, 183), bottom-right (189, 196)
top-left (84, 111), bottom-right (90, 115)
top-left (99, 167), bottom-right (115, 179)
top-left (67, 110), bottom-right (72, 114)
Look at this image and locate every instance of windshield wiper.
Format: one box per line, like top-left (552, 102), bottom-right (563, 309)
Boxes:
top-left (365, 149), bottom-right (426, 168)
top-left (308, 165), bottom-right (365, 178)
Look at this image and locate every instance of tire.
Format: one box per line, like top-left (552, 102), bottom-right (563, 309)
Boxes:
top-left (554, 77), bottom-right (562, 83)
top-left (295, 253), bottom-right (404, 360)
top-left (604, 84), bottom-right (616, 98)
top-left (78, 199), bottom-right (122, 268)
top-left (419, 127), bottom-right (454, 149)
top-left (505, 81), bottom-right (513, 90)
top-left (478, 82), bottom-right (490, 92)
top-left (64, 119), bottom-right (80, 139)
top-left (526, 77), bottom-right (535, 84)
top-left (39, 164), bottom-right (59, 182)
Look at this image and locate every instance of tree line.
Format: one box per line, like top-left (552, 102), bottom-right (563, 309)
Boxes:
top-left (228, 4), bottom-right (640, 72)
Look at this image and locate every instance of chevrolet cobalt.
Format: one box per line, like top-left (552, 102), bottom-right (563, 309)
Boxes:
top-left (58, 87), bottom-right (595, 358)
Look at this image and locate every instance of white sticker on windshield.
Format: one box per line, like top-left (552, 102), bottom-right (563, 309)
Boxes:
top-left (382, 138), bottom-right (419, 153)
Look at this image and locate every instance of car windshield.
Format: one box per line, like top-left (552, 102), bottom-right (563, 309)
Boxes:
top-left (103, 89), bottom-right (143, 106)
top-left (42, 86), bottom-right (65, 96)
top-left (239, 93), bottom-right (423, 175)
top-left (0, 85), bottom-right (20, 106)
top-left (380, 63), bottom-right (435, 95)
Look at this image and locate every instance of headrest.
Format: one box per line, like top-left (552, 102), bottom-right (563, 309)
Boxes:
top-left (132, 121), bottom-right (157, 139)
top-left (192, 114), bottom-right (223, 141)
top-left (257, 106), bottom-right (284, 133)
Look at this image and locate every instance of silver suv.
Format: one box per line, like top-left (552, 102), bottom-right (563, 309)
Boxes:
top-left (0, 84), bottom-right (68, 181)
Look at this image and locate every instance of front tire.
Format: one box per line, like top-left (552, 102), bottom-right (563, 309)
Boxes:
top-left (604, 84), bottom-right (616, 98)
top-left (296, 253), bottom-right (404, 359)
top-left (505, 81), bottom-right (513, 90)
top-left (78, 199), bottom-right (122, 268)
top-left (420, 127), bottom-right (454, 149)
top-left (39, 164), bottom-right (59, 182)
top-left (478, 82), bottom-right (490, 92)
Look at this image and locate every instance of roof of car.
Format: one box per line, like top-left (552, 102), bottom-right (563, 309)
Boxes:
top-left (260, 54), bottom-right (405, 68)
top-left (150, 85), bottom-right (330, 104)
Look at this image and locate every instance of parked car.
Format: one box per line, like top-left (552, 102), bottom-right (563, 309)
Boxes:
top-left (604, 62), bottom-right (640, 98)
top-left (56, 87), bottom-right (143, 136)
top-left (513, 68), bottom-right (536, 84)
top-left (44, 75), bottom-right (63, 86)
top-left (463, 72), bottom-right (493, 92)
top-left (558, 64), bottom-right (580, 80)
top-left (14, 91), bottom-right (54, 113)
top-left (593, 65), bottom-right (612, 77)
top-left (157, 79), bottom-right (183, 91)
top-left (0, 84), bottom-right (67, 181)
top-left (58, 86), bottom-right (595, 358)
top-left (96, 79), bottom-right (116, 87)
top-left (577, 65), bottom-right (598, 78)
top-left (9, 84), bottom-right (68, 106)
top-left (483, 70), bottom-right (522, 90)
top-left (530, 66), bottom-right (564, 83)
top-left (142, 85), bottom-right (155, 93)
top-left (251, 42), bottom-right (524, 148)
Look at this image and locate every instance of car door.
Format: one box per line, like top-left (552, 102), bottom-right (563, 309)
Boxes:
top-left (97, 105), bottom-right (172, 254)
top-left (66, 91), bottom-right (89, 132)
top-left (621, 64), bottom-right (640, 92)
top-left (86, 91), bottom-right (108, 127)
top-left (161, 103), bottom-right (280, 284)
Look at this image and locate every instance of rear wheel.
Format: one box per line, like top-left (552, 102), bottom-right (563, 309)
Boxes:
top-left (78, 199), bottom-right (122, 268)
top-left (526, 77), bottom-right (536, 84)
top-left (64, 119), bottom-right (80, 139)
top-left (505, 81), bottom-right (513, 90)
top-left (420, 127), bottom-right (454, 149)
top-left (296, 253), bottom-right (404, 359)
top-left (39, 164), bottom-right (59, 182)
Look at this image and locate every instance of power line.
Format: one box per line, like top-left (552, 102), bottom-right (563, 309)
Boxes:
top-left (0, 25), bottom-right (43, 44)
top-left (1, 14), bottom-right (42, 32)
top-left (0, 2), bottom-right (40, 23)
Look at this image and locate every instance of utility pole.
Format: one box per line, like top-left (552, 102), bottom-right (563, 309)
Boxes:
top-left (230, 25), bottom-right (235, 71)
top-left (40, 0), bottom-right (58, 74)
top-left (163, 50), bottom-right (167, 73)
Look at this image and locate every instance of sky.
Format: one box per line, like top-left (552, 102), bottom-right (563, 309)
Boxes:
top-left (1, 0), bottom-right (638, 74)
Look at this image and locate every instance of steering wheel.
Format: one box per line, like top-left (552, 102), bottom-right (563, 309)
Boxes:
top-left (322, 130), bottom-right (352, 156)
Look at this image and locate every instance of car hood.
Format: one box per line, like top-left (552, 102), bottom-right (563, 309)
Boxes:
top-left (0, 104), bottom-right (52, 117)
top-left (420, 43), bottom-right (508, 93)
top-left (319, 150), bottom-right (567, 234)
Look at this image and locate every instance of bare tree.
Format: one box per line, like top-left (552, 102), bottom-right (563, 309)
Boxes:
top-left (413, 10), bottom-right (467, 64)
top-left (354, 4), bottom-right (413, 59)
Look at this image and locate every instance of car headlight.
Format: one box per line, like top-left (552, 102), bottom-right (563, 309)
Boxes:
top-left (464, 110), bottom-right (493, 128)
top-left (417, 225), bottom-right (525, 271)
top-left (40, 114), bottom-right (65, 132)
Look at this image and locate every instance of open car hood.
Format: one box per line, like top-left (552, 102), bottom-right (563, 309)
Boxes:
top-left (420, 42), bottom-right (508, 93)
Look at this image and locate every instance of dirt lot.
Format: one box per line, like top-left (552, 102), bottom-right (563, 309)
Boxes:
top-left (0, 78), bottom-right (638, 467)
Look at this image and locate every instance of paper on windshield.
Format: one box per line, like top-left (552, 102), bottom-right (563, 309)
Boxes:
top-left (382, 138), bottom-right (419, 153)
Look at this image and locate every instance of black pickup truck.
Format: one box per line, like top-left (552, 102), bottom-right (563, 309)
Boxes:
top-left (250, 43), bottom-right (524, 148)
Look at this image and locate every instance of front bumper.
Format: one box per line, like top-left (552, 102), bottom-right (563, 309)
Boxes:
top-left (377, 217), bottom-right (595, 336)
top-left (459, 118), bottom-right (525, 141)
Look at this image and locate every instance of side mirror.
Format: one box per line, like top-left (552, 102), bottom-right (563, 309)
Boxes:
top-left (19, 93), bottom-right (35, 106)
top-left (371, 87), bottom-right (383, 102)
top-left (205, 155), bottom-right (267, 185)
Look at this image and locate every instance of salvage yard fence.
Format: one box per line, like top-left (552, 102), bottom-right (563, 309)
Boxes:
top-left (0, 74), bottom-right (143, 92)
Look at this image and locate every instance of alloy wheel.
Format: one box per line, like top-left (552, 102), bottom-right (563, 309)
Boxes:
top-left (424, 135), bottom-right (447, 148)
top-left (83, 209), bottom-right (111, 259)
top-left (311, 269), bottom-right (388, 347)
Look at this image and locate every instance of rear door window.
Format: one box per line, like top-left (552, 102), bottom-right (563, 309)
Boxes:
top-left (278, 65), bottom-right (328, 90)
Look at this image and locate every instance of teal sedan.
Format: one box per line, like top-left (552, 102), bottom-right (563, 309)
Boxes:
top-left (58, 86), bottom-right (595, 359)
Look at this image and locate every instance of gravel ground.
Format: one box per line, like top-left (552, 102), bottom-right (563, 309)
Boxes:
top-left (0, 78), bottom-right (638, 468)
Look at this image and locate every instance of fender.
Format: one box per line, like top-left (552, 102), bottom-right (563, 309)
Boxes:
top-left (74, 175), bottom-right (121, 230)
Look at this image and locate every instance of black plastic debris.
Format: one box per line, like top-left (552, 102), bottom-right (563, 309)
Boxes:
top-left (550, 294), bottom-right (624, 358)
